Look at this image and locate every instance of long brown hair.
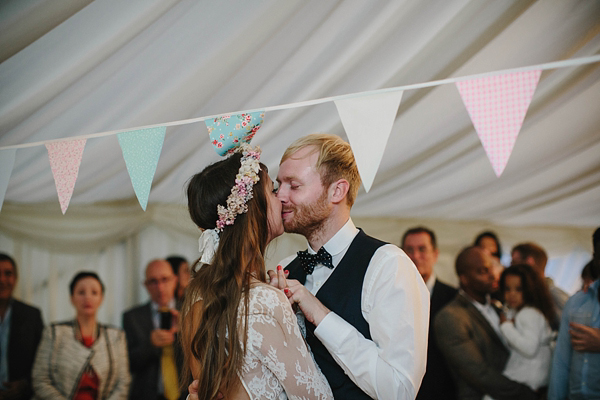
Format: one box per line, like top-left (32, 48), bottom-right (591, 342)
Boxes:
top-left (499, 264), bottom-right (556, 325)
top-left (180, 153), bottom-right (270, 399)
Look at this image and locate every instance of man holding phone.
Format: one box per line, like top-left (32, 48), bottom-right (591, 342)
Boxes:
top-left (123, 259), bottom-right (185, 400)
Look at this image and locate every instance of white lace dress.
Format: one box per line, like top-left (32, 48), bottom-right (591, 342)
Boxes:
top-left (238, 283), bottom-right (333, 400)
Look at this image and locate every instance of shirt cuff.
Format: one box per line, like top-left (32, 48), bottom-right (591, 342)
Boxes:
top-left (314, 312), bottom-right (354, 351)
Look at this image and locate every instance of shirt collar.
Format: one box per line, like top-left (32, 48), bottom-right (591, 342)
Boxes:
top-left (308, 218), bottom-right (359, 257)
top-left (459, 288), bottom-right (492, 308)
top-left (425, 273), bottom-right (436, 294)
top-left (151, 298), bottom-right (175, 313)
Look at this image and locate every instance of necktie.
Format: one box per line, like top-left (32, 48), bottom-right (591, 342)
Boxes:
top-left (297, 247), bottom-right (334, 275)
top-left (159, 308), bottom-right (179, 400)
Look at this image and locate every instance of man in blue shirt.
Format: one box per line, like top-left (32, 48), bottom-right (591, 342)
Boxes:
top-left (549, 227), bottom-right (600, 400)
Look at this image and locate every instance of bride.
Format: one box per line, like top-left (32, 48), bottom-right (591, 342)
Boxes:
top-left (180, 144), bottom-right (332, 400)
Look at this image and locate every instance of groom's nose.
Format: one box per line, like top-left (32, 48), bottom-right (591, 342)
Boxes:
top-left (275, 186), bottom-right (288, 203)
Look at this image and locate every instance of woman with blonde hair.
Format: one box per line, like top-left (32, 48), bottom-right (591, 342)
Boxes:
top-left (180, 144), bottom-right (332, 400)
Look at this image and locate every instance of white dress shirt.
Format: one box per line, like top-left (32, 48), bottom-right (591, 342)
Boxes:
top-left (280, 218), bottom-right (430, 400)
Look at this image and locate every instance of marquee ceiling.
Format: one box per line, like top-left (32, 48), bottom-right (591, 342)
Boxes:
top-left (1, 0), bottom-right (599, 227)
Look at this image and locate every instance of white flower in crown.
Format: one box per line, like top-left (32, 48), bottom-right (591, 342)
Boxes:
top-left (215, 143), bottom-right (261, 232)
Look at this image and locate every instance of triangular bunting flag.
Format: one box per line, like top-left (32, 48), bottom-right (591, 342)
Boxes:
top-left (456, 70), bottom-right (541, 177)
top-left (117, 127), bottom-right (166, 210)
top-left (335, 91), bottom-right (403, 192)
top-left (0, 149), bottom-right (17, 212)
top-left (46, 139), bottom-right (86, 214)
top-left (205, 111), bottom-right (265, 156)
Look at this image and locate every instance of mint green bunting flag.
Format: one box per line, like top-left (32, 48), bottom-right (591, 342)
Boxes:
top-left (0, 149), bottom-right (16, 212)
top-left (117, 127), bottom-right (166, 210)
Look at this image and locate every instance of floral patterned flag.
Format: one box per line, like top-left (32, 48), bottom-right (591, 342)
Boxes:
top-left (46, 139), bottom-right (86, 214)
top-left (117, 127), bottom-right (166, 211)
top-left (0, 149), bottom-right (17, 212)
top-left (205, 111), bottom-right (265, 156)
top-left (456, 70), bottom-right (542, 177)
top-left (335, 91), bottom-right (404, 192)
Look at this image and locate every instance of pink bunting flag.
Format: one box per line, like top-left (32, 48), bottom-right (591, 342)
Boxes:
top-left (46, 139), bottom-right (86, 214)
top-left (456, 70), bottom-right (541, 176)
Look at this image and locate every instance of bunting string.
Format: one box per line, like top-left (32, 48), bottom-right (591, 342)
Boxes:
top-left (1, 55), bottom-right (598, 151)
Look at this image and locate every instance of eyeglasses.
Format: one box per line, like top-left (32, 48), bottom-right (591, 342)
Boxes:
top-left (144, 276), bottom-right (174, 287)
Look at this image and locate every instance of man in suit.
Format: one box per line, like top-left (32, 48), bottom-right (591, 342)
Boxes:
top-left (401, 227), bottom-right (457, 400)
top-left (0, 253), bottom-right (43, 400)
top-left (123, 259), bottom-right (185, 400)
top-left (434, 246), bottom-right (536, 400)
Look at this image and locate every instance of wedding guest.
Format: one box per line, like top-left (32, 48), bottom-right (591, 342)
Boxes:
top-left (548, 227), bottom-right (600, 400)
top-left (401, 227), bottom-right (457, 400)
top-left (181, 144), bottom-right (332, 399)
top-left (581, 260), bottom-right (597, 292)
top-left (474, 231), bottom-right (503, 262)
top-left (166, 256), bottom-right (190, 304)
top-left (122, 259), bottom-right (185, 400)
top-left (0, 253), bottom-right (43, 400)
top-left (434, 246), bottom-right (536, 400)
top-left (474, 231), bottom-right (504, 298)
top-left (32, 271), bottom-right (130, 399)
top-left (484, 264), bottom-right (555, 399)
top-left (511, 242), bottom-right (568, 329)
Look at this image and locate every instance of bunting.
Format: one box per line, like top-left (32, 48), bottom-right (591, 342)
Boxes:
top-left (46, 139), bottom-right (87, 214)
top-left (335, 91), bottom-right (403, 192)
top-left (456, 70), bottom-right (542, 177)
top-left (205, 111), bottom-right (265, 156)
top-left (117, 127), bottom-right (166, 210)
top-left (0, 149), bottom-right (17, 212)
top-left (0, 56), bottom-right (597, 214)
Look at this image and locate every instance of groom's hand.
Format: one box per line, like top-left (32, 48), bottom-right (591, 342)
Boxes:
top-left (284, 279), bottom-right (330, 326)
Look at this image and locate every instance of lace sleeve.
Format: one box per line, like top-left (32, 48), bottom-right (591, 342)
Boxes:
top-left (245, 285), bottom-right (333, 400)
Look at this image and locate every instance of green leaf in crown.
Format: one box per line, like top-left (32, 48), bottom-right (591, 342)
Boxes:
top-left (205, 111), bottom-right (265, 156)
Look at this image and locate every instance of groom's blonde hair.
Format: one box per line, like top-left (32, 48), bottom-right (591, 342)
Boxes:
top-left (281, 133), bottom-right (361, 206)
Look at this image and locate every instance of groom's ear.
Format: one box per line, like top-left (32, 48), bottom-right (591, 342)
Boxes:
top-left (329, 179), bottom-right (350, 205)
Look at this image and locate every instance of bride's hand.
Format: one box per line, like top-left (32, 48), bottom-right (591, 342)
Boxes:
top-left (266, 265), bottom-right (289, 290)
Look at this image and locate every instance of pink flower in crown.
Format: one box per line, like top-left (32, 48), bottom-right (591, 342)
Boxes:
top-left (212, 139), bottom-right (218, 146)
top-left (246, 115), bottom-right (252, 121)
top-left (220, 134), bottom-right (225, 139)
top-left (233, 138), bottom-right (239, 143)
top-left (217, 142), bottom-right (223, 148)
top-left (242, 121), bottom-right (247, 127)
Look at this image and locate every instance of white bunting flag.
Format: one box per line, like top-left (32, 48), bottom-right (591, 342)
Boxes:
top-left (335, 91), bottom-right (404, 192)
top-left (0, 149), bottom-right (17, 212)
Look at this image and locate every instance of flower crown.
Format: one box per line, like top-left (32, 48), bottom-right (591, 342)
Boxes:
top-left (215, 142), bottom-right (261, 232)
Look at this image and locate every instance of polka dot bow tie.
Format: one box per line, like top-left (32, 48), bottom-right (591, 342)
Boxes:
top-left (297, 247), bottom-right (334, 275)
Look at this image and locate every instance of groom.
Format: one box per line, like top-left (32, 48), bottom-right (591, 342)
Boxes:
top-left (188, 134), bottom-right (429, 399)
top-left (272, 134), bottom-right (429, 399)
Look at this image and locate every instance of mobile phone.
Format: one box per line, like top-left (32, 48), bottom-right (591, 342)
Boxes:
top-left (160, 310), bottom-right (172, 330)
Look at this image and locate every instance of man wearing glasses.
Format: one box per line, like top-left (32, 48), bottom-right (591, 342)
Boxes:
top-left (123, 259), bottom-right (185, 400)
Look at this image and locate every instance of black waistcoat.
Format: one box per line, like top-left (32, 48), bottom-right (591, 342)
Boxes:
top-left (286, 229), bottom-right (386, 399)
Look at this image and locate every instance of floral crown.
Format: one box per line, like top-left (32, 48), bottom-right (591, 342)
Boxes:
top-left (215, 142), bottom-right (261, 232)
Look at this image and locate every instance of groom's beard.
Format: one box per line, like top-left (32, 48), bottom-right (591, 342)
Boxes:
top-left (283, 189), bottom-right (331, 240)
